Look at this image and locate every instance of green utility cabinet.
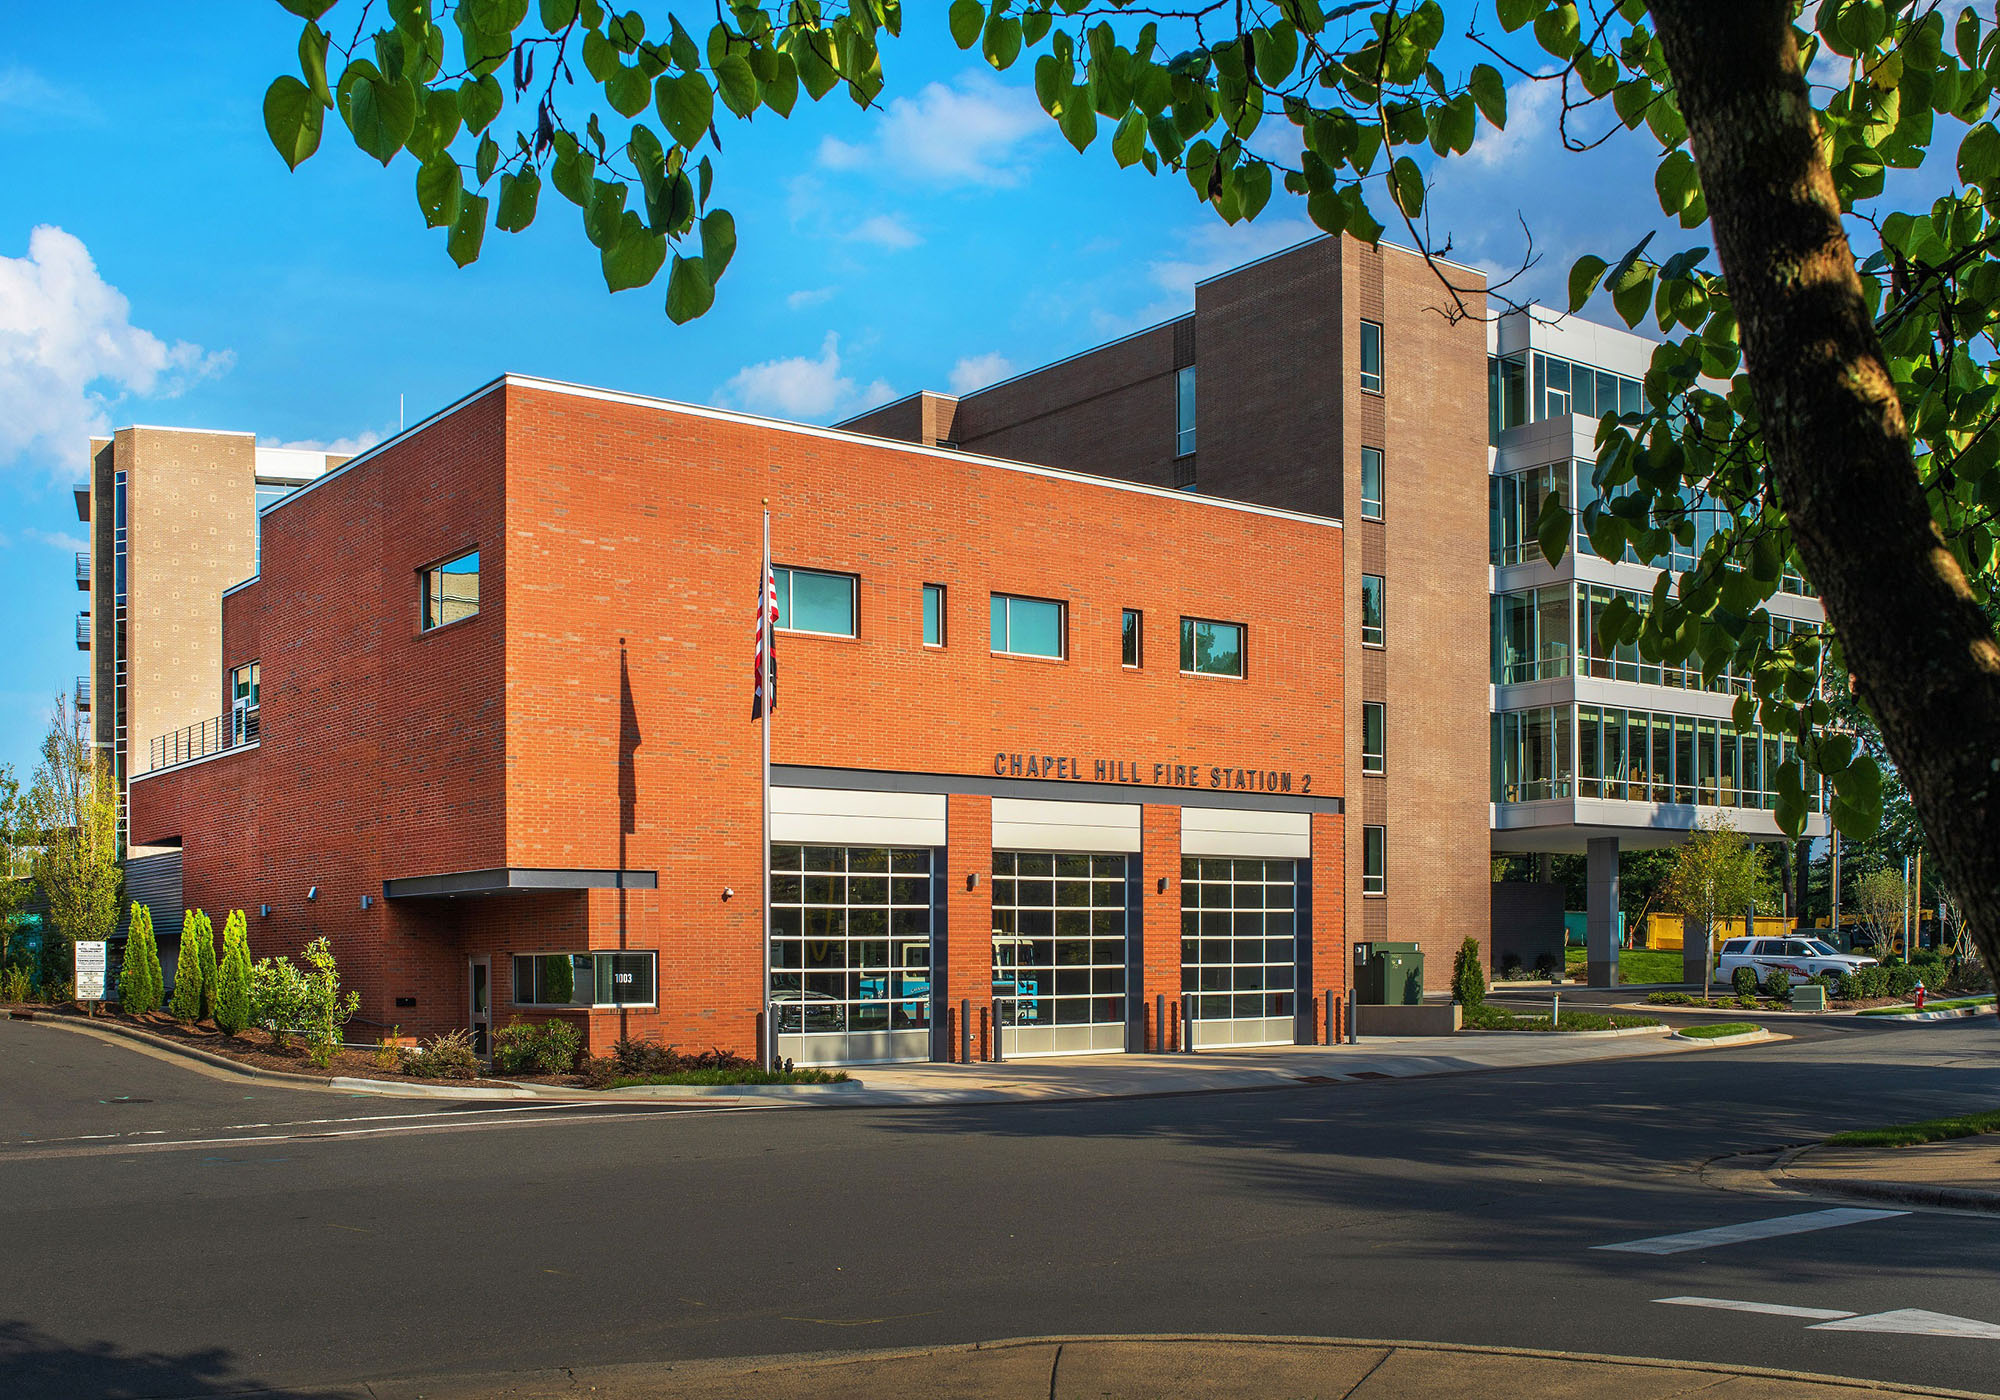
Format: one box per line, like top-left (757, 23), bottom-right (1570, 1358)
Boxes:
top-left (1354, 942), bottom-right (1425, 1005)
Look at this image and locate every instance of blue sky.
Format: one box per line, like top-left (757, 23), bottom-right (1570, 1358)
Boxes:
top-left (0, 3), bottom-right (1684, 784)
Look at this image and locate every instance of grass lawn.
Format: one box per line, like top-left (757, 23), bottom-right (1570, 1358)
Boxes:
top-left (1564, 947), bottom-right (1684, 984)
top-left (1676, 1021), bottom-right (1762, 1039)
top-left (600, 1067), bottom-right (849, 1087)
top-left (1825, 1108), bottom-right (2000, 1149)
top-left (1857, 995), bottom-right (1996, 1017)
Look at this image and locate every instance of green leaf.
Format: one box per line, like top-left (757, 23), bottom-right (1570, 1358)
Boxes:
top-left (983, 15), bottom-right (1023, 71)
top-left (1253, 22), bottom-right (1298, 88)
top-left (1112, 109), bottom-right (1148, 167)
top-left (584, 178), bottom-right (628, 248)
top-left (1568, 254), bottom-right (1608, 311)
top-left (263, 76), bottom-right (323, 170)
top-left (541, 0), bottom-right (580, 29)
top-left (1534, 487), bottom-right (1571, 565)
top-left (713, 53), bottom-right (758, 118)
top-left (447, 191), bottom-right (489, 268)
top-left (1468, 63), bottom-right (1506, 128)
top-left (699, 207), bottom-right (736, 281)
top-left (1534, 2), bottom-right (1581, 60)
top-left (338, 62), bottom-right (417, 166)
top-left (665, 254), bottom-right (714, 323)
top-left (1610, 260), bottom-right (1656, 327)
top-left (605, 62), bottom-right (650, 117)
top-left (655, 71), bottom-right (712, 149)
top-left (458, 75), bottom-right (504, 134)
top-left (763, 53), bottom-right (799, 118)
top-left (416, 156), bottom-right (464, 228)
top-left (601, 211), bottom-right (667, 291)
top-left (1957, 121), bottom-right (2000, 187)
top-left (476, 133), bottom-right (500, 185)
top-left (299, 23), bottom-right (333, 108)
top-left (1388, 155), bottom-right (1424, 216)
top-left (496, 168), bottom-right (541, 231)
top-left (1494, 0), bottom-right (1538, 32)
top-left (276, 0), bottom-right (337, 19)
top-left (1059, 87), bottom-right (1097, 150)
top-left (1236, 161), bottom-right (1272, 220)
top-left (948, 0), bottom-right (984, 50)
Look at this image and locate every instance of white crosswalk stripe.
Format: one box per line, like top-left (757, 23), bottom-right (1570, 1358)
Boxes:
top-left (1595, 1207), bottom-right (1907, 1255)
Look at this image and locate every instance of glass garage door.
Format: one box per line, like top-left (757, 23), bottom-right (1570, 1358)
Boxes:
top-left (770, 844), bottom-right (933, 1065)
top-left (1181, 856), bottom-right (1298, 1048)
top-left (991, 851), bottom-right (1129, 1056)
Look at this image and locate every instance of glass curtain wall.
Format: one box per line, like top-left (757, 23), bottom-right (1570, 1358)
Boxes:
top-left (1498, 703), bottom-right (1825, 811)
top-left (1490, 585), bottom-right (1573, 684)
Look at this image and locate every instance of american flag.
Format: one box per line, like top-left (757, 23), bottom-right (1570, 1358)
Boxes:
top-left (752, 561), bottom-right (779, 719)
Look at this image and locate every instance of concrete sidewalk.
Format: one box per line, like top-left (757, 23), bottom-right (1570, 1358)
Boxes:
top-left (1784, 1134), bottom-right (2000, 1213)
top-left (360, 1336), bottom-right (1994, 1399)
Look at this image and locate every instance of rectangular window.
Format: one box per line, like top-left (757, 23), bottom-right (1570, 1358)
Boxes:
top-left (230, 662), bottom-right (260, 745)
top-left (421, 549), bottom-right (480, 630)
top-left (922, 583), bottom-right (945, 647)
top-left (1362, 702), bottom-right (1385, 775)
top-left (1121, 609), bottom-right (1142, 668)
top-left (1179, 617), bottom-right (1245, 678)
top-left (990, 593), bottom-right (1066, 658)
top-left (774, 565), bottom-right (857, 637)
top-left (511, 951), bottom-right (657, 1008)
top-left (1361, 574), bottom-right (1385, 648)
top-left (1362, 826), bottom-right (1386, 896)
top-left (1360, 447), bottom-right (1384, 520)
top-left (1359, 321), bottom-right (1383, 394)
top-left (1175, 364), bottom-right (1197, 457)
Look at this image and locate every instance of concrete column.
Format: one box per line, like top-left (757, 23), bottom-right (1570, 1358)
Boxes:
top-left (1586, 836), bottom-right (1620, 987)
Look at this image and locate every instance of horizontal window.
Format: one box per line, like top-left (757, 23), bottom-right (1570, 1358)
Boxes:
top-left (991, 593), bottom-right (1065, 659)
top-left (774, 565), bottom-right (856, 637)
top-left (422, 549), bottom-right (480, 630)
top-left (512, 952), bottom-right (657, 1008)
top-left (1361, 574), bottom-right (1384, 648)
top-left (1180, 617), bottom-right (1244, 678)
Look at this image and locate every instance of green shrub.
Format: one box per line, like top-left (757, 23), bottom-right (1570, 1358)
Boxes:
top-left (166, 909), bottom-right (208, 1022)
top-left (1812, 971), bottom-right (1838, 992)
top-left (1648, 991), bottom-right (1694, 1005)
top-left (190, 910), bottom-right (217, 1019)
top-left (213, 911), bottom-right (252, 1036)
top-left (1732, 965), bottom-right (1757, 996)
top-left (1764, 968), bottom-right (1791, 998)
top-left (398, 1028), bottom-right (479, 1079)
top-left (298, 937), bottom-right (360, 1068)
top-left (1735, 992), bottom-right (1757, 1008)
top-left (1452, 936), bottom-right (1486, 1008)
top-left (492, 1017), bottom-right (585, 1075)
top-left (250, 954), bottom-right (308, 1047)
top-left (118, 903), bottom-right (164, 1014)
top-left (0, 964), bottom-right (30, 1003)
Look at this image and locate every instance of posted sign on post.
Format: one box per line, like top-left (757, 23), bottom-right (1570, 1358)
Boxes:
top-left (74, 940), bottom-right (107, 1002)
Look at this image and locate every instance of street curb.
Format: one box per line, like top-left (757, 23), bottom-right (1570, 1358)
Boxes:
top-left (325, 1075), bottom-right (865, 1100)
top-left (1789, 1175), bottom-right (2000, 1214)
top-left (1856, 1001), bottom-right (1995, 1022)
top-left (1459, 1023), bottom-right (1671, 1039)
top-left (361, 1332), bottom-right (2000, 1400)
top-left (1672, 1027), bottom-right (1775, 1047)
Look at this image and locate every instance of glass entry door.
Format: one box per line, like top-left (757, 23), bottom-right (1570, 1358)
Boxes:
top-left (468, 957), bottom-right (491, 1056)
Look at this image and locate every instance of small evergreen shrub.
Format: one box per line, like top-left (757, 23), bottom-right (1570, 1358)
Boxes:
top-left (0, 964), bottom-right (29, 1003)
top-left (119, 903), bottom-right (164, 1015)
top-left (1732, 965), bottom-right (1757, 996)
top-left (1533, 952), bottom-right (1559, 979)
top-left (372, 1031), bottom-right (402, 1070)
top-left (166, 910), bottom-right (207, 1022)
top-left (492, 1017), bottom-right (585, 1074)
top-left (1452, 936), bottom-right (1486, 1009)
top-left (298, 937), bottom-right (360, 1068)
top-left (213, 911), bottom-right (253, 1036)
top-left (1736, 992), bottom-right (1758, 1008)
top-left (189, 910), bottom-right (217, 1020)
top-left (1648, 991), bottom-right (1695, 1005)
top-left (250, 955), bottom-right (309, 1046)
top-left (399, 1029), bottom-right (479, 1079)
top-left (1764, 969), bottom-right (1791, 998)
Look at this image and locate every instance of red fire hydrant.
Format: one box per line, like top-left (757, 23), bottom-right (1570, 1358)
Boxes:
top-left (1915, 982), bottom-right (1927, 1011)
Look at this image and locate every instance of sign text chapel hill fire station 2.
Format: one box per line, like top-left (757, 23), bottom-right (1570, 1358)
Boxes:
top-left (992, 751), bottom-right (1318, 796)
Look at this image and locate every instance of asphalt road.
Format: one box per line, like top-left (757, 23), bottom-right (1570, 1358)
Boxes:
top-left (2, 1013), bottom-right (1997, 1399)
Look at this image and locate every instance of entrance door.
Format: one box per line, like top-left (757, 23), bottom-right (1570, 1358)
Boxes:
top-left (468, 957), bottom-right (491, 1056)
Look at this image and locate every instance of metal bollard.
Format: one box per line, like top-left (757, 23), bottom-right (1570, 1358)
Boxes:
top-left (1347, 987), bottom-right (1358, 1044)
top-left (978, 1006), bottom-right (989, 1062)
top-left (1155, 993), bottom-right (1167, 1052)
top-left (1552, 993), bottom-right (1560, 1029)
top-left (1180, 994), bottom-right (1196, 1053)
top-left (960, 998), bottom-right (971, 1064)
top-left (1325, 988), bottom-right (1336, 1046)
top-left (991, 1000), bottom-right (1005, 1063)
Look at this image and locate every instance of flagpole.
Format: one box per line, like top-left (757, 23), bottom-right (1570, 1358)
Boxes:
top-left (761, 504), bottom-right (774, 1070)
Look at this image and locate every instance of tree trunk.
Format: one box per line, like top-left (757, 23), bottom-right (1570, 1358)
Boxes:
top-left (1649, 2), bottom-right (2000, 986)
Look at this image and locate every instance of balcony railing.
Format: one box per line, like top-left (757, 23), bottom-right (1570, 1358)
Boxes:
top-left (75, 675), bottom-right (90, 711)
top-left (150, 709), bottom-right (258, 772)
top-left (75, 612), bottom-right (90, 650)
top-left (75, 551), bottom-right (89, 589)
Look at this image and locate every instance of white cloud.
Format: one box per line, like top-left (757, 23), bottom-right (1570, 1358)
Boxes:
top-left (787, 286), bottom-right (837, 310)
top-left (1464, 78), bottom-right (1558, 171)
top-left (817, 71), bottom-right (1044, 186)
top-left (0, 65), bottom-right (99, 124)
top-left (258, 431), bottom-right (384, 456)
top-left (1146, 217), bottom-right (1321, 303)
top-left (715, 333), bottom-right (894, 423)
top-left (848, 214), bottom-right (922, 250)
top-left (948, 353), bottom-right (1015, 395)
top-left (0, 226), bottom-right (233, 476)
top-left (21, 527), bottom-right (87, 552)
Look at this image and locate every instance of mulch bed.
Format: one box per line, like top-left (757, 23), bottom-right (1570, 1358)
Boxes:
top-left (4, 1004), bottom-right (569, 1088)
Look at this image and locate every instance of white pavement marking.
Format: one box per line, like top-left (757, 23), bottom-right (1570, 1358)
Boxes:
top-left (1811, 1309), bottom-right (2000, 1339)
top-left (1595, 1207), bottom-right (1908, 1255)
top-left (1655, 1296), bottom-right (1857, 1321)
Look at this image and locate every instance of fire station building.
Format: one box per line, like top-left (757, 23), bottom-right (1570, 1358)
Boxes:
top-left (127, 375), bottom-right (1347, 1063)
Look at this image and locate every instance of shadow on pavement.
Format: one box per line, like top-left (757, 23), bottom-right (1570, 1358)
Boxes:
top-left (0, 1318), bottom-right (353, 1400)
